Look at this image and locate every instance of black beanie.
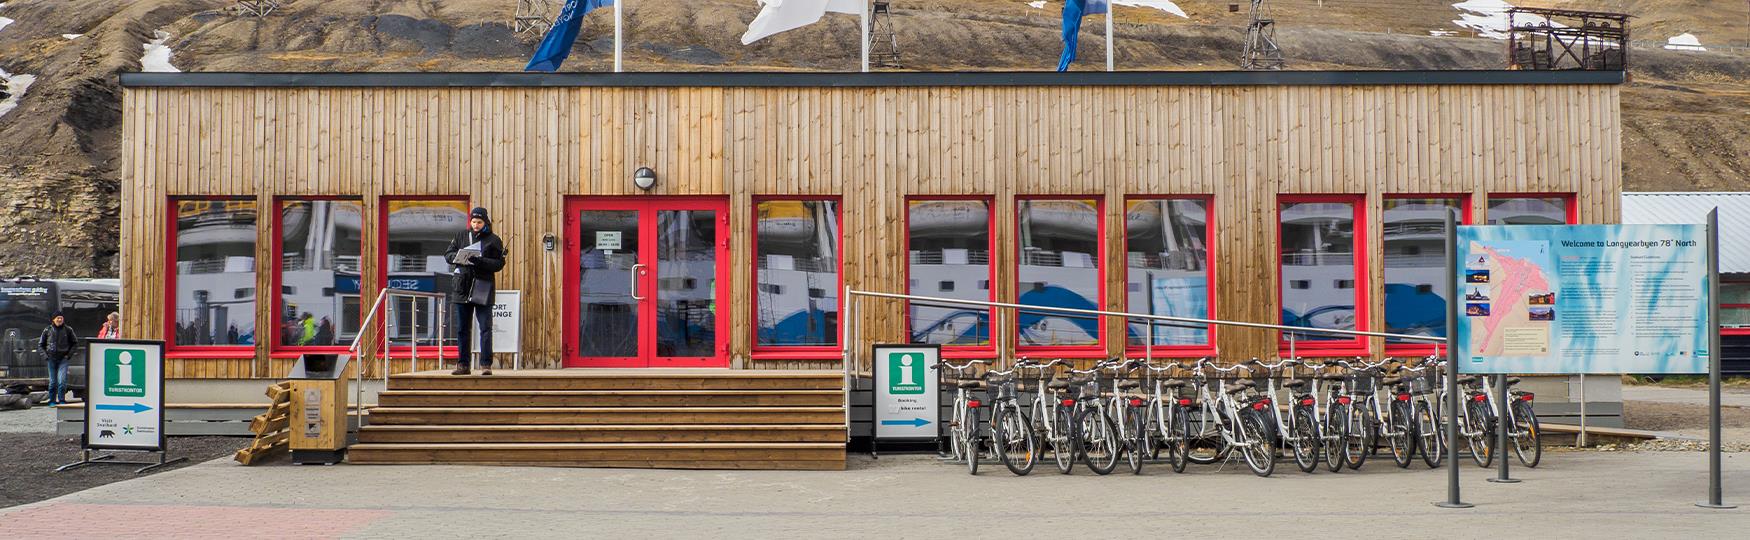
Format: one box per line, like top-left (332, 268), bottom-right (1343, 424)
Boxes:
top-left (470, 207), bottom-right (490, 224)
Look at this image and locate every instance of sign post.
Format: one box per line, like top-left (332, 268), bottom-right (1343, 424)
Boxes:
top-left (1435, 208), bottom-right (1473, 508)
top-left (488, 290), bottom-right (522, 369)
top-left (57, 339), bottom-right (188, 473)
top-left (1450, 221), bottom-right (1718, 506)
top-left (1697, 208), bottom-right (1736, 509)
top-left (871, 345), bottom-right (940, 456)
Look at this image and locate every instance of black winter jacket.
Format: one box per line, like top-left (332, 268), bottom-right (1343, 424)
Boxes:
top-left (39, 324), bottom-right (79, 357)
top-left (445, 227), bottom-right (507, 305)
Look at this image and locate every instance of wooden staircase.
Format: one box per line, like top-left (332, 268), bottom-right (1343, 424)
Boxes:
top-left (348, 370), bottom-right (847, 470)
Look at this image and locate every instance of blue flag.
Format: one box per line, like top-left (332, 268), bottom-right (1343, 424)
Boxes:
top-left (1057, 0), bottom-right (1109, 72)
top-left (525, 0), bottom-right (614, 72)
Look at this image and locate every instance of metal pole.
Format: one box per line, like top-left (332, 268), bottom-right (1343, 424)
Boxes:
top-left (613, 0), bottom-right (623, 72)
top-left (1488, 373), bottom-right (1519, 483)
top-left (1698, 208), bottom-right (1735, 509)
top-left (1104, 6), bottom-right (1114, 72)
top-left (1436, 207), bottom-right (1472, 508)
top-left (860, 1), bottom-right (871, 72)
top-left (1578, 373), bottom-right (1587, 448)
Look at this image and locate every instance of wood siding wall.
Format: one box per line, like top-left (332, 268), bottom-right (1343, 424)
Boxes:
top-left (120, 83), bottom-right (1622, 378)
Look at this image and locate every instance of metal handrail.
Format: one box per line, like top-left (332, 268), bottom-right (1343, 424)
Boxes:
top-left (836, 288), bottom-right (1447, 443)
top-left (350, 287), bottom-right (447, 425)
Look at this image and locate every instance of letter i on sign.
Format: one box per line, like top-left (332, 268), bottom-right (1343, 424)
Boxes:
top-left (117, 351), bottom-right (136, 387)
top-left (899, 354), bottom-right (916, 386)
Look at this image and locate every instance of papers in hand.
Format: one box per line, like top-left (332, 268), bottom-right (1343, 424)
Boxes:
top-left (453, 242), bottom-right (483, 266)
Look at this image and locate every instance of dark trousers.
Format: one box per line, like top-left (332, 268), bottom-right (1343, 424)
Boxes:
top-left (44, 353), bottom-right (70, 403)
top-left (454, 302), bottom-right (493, 369)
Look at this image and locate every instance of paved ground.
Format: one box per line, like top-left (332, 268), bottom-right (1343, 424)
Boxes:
top-left (1622, 384), bottom-right (1750, 408)
top-left (3, 451), bottom-right (1747, 538)
top-left (0, 405), bottom-right (54, 433)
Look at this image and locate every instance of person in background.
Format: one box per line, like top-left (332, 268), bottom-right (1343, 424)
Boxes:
top-left (445, 206), bottom-right (506, 376)
top-left (98, 312), bottom-right (121, 339)
top-left (299, 312), bottom-right (316, 345)
top-left (38, 312), bottom-right (79, 405)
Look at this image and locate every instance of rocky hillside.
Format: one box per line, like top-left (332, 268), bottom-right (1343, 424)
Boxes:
top-left (0, 0), bottom-right (1745, 278)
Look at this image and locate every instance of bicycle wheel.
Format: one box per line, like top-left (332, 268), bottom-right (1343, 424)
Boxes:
top-left (1417, 398), bottom-right (1444, 469)
top-left (1127, 405), bottom-right (1148, 475)
top-left (1512, 400), bottom-right (1542, 468)
top-left (1169, 406), bottom-right (1191, 473)
top-left (1184, 407), bottom-right (1223, 465)
top-left (1389, 399), bottom-right (1415, 468)
top-left (1466, 400), bottom-right (1495, 468)
top-left (1291, 406), bottom-right (1321, 473)
top-left (1239, 409), bottom-right (1276, 477)
top-left (1343, 403), bottom-right (1370, 470)
top-left (964, 404), bottom-right (980, 475)
top-left (948, 401), bottom-right (966, 461)
top-left (1078, 407), bottom-right (1119, 475)
top-left (997, 402), bottom-right (1037, 476)
top-left (1053, 406), bottom-right (1076, 474)
top-left (1323, 402), bottom-right (1348, 473)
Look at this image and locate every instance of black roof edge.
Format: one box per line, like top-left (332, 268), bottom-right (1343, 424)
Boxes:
top-left (119, 70), bottom-right (1626, 88)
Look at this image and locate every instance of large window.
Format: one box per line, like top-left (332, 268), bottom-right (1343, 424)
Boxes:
top-left (1382, 197), bottom-right (1466, 350)
top-left (383, 199), bottom-right (469, 350)
top-left (1487, 195), bottom-right (1572, 225)
top-left (754, 199), bottom-right (840, 348)
top-left (1279, 196), bottom-right (1365, 349)
top-left (907, 199), bottom-right (993, 348)
top-left (276, 199), bottom-right (364, 349)
top-left (1124, 198), bottom-right (1212, 351)
top-left (1722, 280), bottom-right (1750, 333)
top-left (171, 199), bottom-right (258, 347)
top-left (1018, 198), bottom-right (1103, 350)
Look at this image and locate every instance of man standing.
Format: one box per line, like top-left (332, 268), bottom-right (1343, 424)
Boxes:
top-left (446, 207), bottom-right (506, 376)
top-left (38, 312), bottom-right (79, 405)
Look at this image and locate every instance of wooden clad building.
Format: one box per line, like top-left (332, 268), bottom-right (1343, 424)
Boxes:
top-left (118, 71), bottom-right (1624, 380)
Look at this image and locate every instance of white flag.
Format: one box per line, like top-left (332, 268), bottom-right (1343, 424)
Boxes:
top-left (740, 0), bottom-right (863, 45)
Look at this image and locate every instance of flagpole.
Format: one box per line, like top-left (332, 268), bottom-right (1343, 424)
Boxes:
top-left (1104, 5), bottom-right (1113, 71)
top-left (614, 0), bottom-right (624, 72)
top-left (860, 1), bottom-right (871, 72)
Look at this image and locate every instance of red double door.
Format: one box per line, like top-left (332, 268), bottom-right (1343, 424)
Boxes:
top-left (563, 197), bottom-right (730, 368)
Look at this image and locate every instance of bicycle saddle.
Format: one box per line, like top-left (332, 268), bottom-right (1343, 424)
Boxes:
top-left (1046, 380), bottom-right (1073, 390)
top-left (1457, 375), bottom-right (1480, 384)
top-left (1283, 380), bottom-right (1309, 389)
top-left (1507, 377), bottom-right (1522, 385)
top-left (1162, 380), bottom-right (1189, 389)
top-left (1382, 376), bottom-right (1405, 386)
top-left (1116, 380), bottom-right (1141, 390)
top-left (1225, 380), bottom-right (1256, 394)
top-left (957, 380), bottom-right (985, 389)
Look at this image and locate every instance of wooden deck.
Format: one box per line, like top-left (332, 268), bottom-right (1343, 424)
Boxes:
top-left (348, 370), bottom-right (847, 470)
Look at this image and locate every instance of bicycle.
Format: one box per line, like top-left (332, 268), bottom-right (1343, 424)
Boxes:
top-left (1106, 358), bottom-right (1153, 475)
top-left (933, 359), bottom-right (988, 474)
top-left (1400, 357), bottom-right (1447, 468)
top-left (1455, 373), bottom-right (1496, 468)
top-left (983, 364), bottom-right (1037, 476)
top-left (1017, 358), bottom-right (1076, 474)
top-left (1253, 357), bottom-right (1323, 473)
top-left (1066, 362), bottom-right (1121, 475)
top-left (1185, 359), bottom-right (1276, 477)
top-left (1143, 360), bottom-right (1197, 473)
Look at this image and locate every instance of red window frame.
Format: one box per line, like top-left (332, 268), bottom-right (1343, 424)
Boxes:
top-left (270, 196), bottom-right (366, 359)
top-left (1122, 195), bottom-right (1217, 358)
top-left (1015, 195), bottom-right (1108, 358)
top-left (164, 196), bottom-right (260, 358)
top-left (903, 196), bottom-right (999, 359)
top-left (1721, 278), bottom-right (1750, 336)
top-left (1381, 194), bottom-right (1473, 356)
top-left (1277, 194), bottom-right (1370, 357)
top-left (749, 196), bottom-right (845, 360)
top-left (377, 196), bottom-right (469, 359)
top-left (1484, 193), bottom-right (1578, 225)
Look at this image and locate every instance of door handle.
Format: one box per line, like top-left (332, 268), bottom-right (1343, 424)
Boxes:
top-left (631, 263), bottom-right (646, 300)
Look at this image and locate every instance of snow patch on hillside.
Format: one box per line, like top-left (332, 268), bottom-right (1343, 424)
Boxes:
top-left (1451, 0), bottom-right (1558, 40)
top-left (1664, 33), bottom-right (1706, 52)
top-left (1115, 1), bottom-right (1188, 19)
top-left (141, 30), bottom-right (179, 72)
top-left (0, 68), bottom-right (38, 120)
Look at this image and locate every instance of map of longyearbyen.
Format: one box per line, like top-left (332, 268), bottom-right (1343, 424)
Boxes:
top-left (1466, 240), bottom-right (1556, 357)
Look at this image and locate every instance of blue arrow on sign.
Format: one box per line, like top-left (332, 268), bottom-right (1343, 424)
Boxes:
top-left (881, 418), bottom-right (931, 427)
top-left (95, 403), bottom-right (152, 414)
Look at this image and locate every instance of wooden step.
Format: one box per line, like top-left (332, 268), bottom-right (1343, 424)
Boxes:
top-left (377, 390), bottom-right (843, 408)
top-left (366, 406), bottom-right (845, 426)
top-left (388, 372), bottom-right (843, 392)
top-left (357, 424), bottom-right (846, 444)
top-left (346, 442), bottom-right (846, 470)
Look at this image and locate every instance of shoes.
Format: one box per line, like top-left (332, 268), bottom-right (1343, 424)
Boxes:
top-left (451, 366), bottom-right (471, 376)
top-left (481, 369), bottom-right (493, 376)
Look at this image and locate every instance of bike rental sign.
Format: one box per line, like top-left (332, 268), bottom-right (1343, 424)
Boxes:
top-left (84, 339), bottom-right (167, 451)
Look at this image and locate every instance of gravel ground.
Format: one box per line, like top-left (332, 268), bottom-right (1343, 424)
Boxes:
top-left (1617, 387), bottom-right (1750, 452)
top-left (0, 404), bottom-right (247, 510)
